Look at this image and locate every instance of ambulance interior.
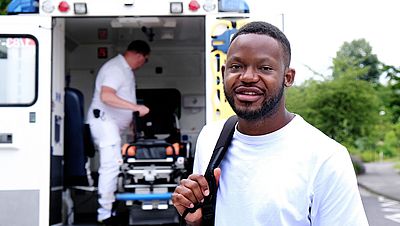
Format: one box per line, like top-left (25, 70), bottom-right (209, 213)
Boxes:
top-left (62, 16), bottom-right (206, 224)
top-left (65, 16), bottom-right (206, 143)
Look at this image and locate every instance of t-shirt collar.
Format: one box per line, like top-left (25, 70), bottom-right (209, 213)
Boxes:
top-left (118, 54), bottom-right (131, 70)
top-left (234, 114), bottom-right (300, 144)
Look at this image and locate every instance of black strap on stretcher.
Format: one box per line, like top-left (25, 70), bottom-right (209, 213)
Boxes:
top-left (180, 115), bottom-right (238, 226)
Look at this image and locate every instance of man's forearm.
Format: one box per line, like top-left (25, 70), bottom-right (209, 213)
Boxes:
top-left (101, 91), bottom-right (137, 111)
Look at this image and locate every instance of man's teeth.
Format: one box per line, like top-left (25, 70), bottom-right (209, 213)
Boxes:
top-left (243, 92), bottom-right (257, 95)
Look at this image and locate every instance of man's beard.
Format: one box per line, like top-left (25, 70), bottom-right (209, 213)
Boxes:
top-left (225, 82), bottom-right (284, 121)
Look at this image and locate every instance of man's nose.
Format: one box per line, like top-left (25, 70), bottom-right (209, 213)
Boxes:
top-left (240, 67), bottom-right (259, 82)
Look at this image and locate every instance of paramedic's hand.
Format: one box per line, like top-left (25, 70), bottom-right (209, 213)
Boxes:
top-left (172, 168), bottom-right (221, 225)
top-left (136, 105), bottom-right (149, 117)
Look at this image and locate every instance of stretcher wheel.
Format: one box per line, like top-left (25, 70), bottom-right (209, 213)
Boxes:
top-left (122, 143), bottom-right (136, 156)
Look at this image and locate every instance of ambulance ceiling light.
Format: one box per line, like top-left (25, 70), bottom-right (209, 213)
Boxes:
top-left (163, 18), bottom-right (177, 28)
top-left (160, 30), bottom-right (174, 40)
top-left (111, 17), bottom-right (160, 28)
top-left (110, 17), bottom-right (176, 28)
top-left (74, 2), bottom-right (87, 15)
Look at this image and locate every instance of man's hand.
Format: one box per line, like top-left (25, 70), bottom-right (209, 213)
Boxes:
top-left (172, 168), bottom-right (221, 226)
top-left (100, 86), bottom-right (149, 116)
top-left (136, 105), bottom-right (149, 117)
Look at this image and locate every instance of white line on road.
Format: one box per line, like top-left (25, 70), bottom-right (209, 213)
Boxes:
top-left (385, 214), bottom-right (400, 223)
top-left (378, 196), bottom-right (400, 224)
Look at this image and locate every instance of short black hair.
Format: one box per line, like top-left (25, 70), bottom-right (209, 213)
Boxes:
top-left (126, 40), bottom-right (151, 55)
top-left (231, 21), bottom-right (291, 67)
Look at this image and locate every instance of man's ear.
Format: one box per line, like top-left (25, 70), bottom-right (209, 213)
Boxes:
top-left (221, 65), bottom-right (226, 80)
top-left (284, 68), bottom-right (296, 87)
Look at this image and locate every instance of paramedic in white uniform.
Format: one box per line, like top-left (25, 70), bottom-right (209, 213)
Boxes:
top-left (87, 40), bottom-right (150, 224)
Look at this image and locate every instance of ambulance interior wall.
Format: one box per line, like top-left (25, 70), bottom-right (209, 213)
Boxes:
top-left (64, 17), bottom-right (206, 152)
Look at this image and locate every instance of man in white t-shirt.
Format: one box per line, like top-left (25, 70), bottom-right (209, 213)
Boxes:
top-left (87, 40), bottom-right (150, 225)
top-left (172, 21), bottom-right (369, 226)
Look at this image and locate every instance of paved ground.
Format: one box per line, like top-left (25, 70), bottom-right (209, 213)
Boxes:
top-left (357, 161), bottom-right (400, 202)
top-left (360, 186), bottom-right (400, 225)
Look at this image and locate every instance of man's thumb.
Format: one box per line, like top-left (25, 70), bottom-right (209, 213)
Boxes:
top-left (213, 167), bottom-right (221, 186)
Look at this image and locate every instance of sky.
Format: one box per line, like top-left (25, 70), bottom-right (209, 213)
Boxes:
top-left (248, 0), bottom-right (400, 85)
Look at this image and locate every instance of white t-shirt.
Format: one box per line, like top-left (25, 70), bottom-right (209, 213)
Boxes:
top-left (194, 115), bottom-right (369, 226)
top-left (87, 54), bottom-right (136, 131)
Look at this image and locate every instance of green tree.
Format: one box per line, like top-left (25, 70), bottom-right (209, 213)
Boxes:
top-left (382, 64), bottom-right (400, 122)
top-left (287, 75), bottom-right (382, 147)
top-left (288, 38), bottom-right (399, 160)
top-left (332, 39), bottom-right (381, 84)
top-left (379, 131), bottom-right (399, 157)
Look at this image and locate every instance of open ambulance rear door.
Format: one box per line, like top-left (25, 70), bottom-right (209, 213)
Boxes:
top-left (0, 15), bottom-right (52, 226)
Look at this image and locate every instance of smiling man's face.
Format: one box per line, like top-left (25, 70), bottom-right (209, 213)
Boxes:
top-left (222, 33), bottom-right (288, 121)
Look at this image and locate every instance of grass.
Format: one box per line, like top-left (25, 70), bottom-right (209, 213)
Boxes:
top-left (394, 161), bottom-right (400, 171)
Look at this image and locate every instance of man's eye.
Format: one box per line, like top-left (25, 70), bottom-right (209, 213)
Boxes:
top-left (260, 66), bottom-right (273, 71)
top-left (230, 64), bottom-right (241, 70)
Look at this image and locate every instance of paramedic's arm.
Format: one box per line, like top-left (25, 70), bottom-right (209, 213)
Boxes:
top-left (100, 86), bottom-right (149, 116)
top-left (172, 169), bottom-right (221, 226)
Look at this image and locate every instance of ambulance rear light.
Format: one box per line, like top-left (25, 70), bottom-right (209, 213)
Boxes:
top-left (74, 2), bottom-right (87, 14)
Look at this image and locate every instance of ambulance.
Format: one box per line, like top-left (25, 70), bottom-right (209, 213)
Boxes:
top-left (0, 0), bottom-right (282, 225)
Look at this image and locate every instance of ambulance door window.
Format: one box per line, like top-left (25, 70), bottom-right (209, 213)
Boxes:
top-left (0, 35), bottom-right (38, 106)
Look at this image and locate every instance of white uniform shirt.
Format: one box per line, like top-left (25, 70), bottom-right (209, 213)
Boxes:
top-left (87, 54), bottom-right (136, 131)
top-left (194, 115), bottom-right (369, 226)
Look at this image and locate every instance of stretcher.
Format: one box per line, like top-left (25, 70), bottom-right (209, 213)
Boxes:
top-left (115, 88), bottom-right (192, 225)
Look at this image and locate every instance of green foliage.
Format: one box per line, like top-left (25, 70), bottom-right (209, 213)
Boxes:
top-left (378, 131), bottom-right (399, 157)
top-left (286, 79), bottom-right (317, 117)
top-left (382, 64), bottom-right (400, 122)
top-left (360, 150), bottom-right (378, 163)
top-left (332, 39), bottom-right (381, 84)
top-left (287, 76), bottom-right (381, 146)
top-left (382, 64), bottom-right (400, 83)
top-left (0, 0), bottom-right (11, 15)
top-left (395, 161), bottom-right (400, 171)
top-left (288, 38), bottom-right (400, 161)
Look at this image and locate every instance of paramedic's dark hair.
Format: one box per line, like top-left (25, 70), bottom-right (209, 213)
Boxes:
top-left (126, 40), bottom-right (151, 55)
top-left (231, 21), bottom-right (291, 67)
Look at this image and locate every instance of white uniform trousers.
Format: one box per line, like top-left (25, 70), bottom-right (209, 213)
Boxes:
top-left (88, 116), bottom-right (122, 222)
top-left (97, 142), bottom-right (122, 221)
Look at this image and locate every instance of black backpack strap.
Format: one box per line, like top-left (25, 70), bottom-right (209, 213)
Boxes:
top-left (202, 115), bottom-right (237, 225)
top-left (180, 115), bottom-right (237, 226)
